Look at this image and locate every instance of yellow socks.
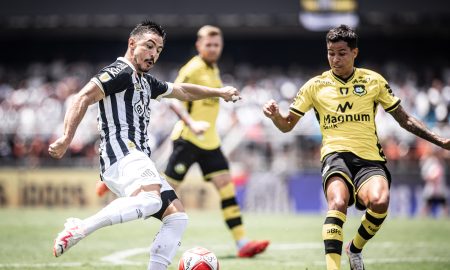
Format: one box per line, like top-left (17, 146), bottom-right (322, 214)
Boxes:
top-left (322, 210), bottom-right (346, 270)
top-left (219, 182), bottom-right (245, 242)
top-left (350, 208), bottom-right (387, 253)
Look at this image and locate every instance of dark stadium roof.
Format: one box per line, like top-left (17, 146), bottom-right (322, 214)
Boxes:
top-left (0, 0), bottom-right (449, 39)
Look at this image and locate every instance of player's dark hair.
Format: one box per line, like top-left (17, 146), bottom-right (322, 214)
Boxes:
top-left (326, 24), bottom-right (358, 49)
top-left (130, 20), bottom-right (166, 44)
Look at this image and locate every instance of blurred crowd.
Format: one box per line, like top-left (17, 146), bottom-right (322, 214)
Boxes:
top-left (1, 60), bottom-right (450, 175)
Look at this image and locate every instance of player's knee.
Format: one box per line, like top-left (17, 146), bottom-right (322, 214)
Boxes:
top-left (138, 192), bottom-right (163, 217)
top-left (212, 174), bottom-right (231, 189)
top-left (369, 192), bottom-right (389, 213)
top-left (327, 197), bottom-right (348, 212)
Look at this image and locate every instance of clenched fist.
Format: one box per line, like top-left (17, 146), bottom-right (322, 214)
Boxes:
top-left (48, 136), bottom-right (70, 159)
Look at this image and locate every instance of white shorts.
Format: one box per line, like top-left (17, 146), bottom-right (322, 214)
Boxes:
top-left (101, 150), bottom-right (174, 197)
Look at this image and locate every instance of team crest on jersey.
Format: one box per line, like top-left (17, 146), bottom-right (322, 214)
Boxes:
top-left (133, 98), bottom-right (150, 118)
top-left (134, 82), bottom-right (143, 92)
top-left (99, 72), bottom-right (112, 83)
top-left (353, 85), bottom-right (367, 96)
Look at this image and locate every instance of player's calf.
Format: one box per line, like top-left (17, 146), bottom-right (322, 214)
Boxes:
top-left (149, 212), bottom-right (188, 268)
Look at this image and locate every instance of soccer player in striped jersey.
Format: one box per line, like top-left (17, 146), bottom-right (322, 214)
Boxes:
top-left (48, 20), bottom-right (240, 270)
top-left (163, 25), bottom-right (269, 258)
top-left (263, 24), bottom-right (450, 270)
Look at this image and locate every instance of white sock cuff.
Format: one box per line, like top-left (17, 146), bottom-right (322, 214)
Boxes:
top-left (162, 212), bottom-right (188, 223)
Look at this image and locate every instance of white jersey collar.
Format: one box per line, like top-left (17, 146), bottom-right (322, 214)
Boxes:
top-left (117, 57), bottom-right (137, 72)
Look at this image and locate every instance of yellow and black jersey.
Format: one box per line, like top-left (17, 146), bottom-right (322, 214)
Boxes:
top-left (170, 56), bottom-right (223, 150)
top-left (290, 68), bottom-right (401, 162)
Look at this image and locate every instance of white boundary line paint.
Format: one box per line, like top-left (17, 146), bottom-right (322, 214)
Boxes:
top-left (1, 242), bottom-right (450, 268)
top-left (101, 247), bottom-right (149, 265)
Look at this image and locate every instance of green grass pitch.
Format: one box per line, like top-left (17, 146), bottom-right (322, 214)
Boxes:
top-left (1, 208), bottom-right (449, 270)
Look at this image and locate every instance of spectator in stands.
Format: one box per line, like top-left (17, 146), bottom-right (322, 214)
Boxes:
top-left (417, 140), bottom-right (449, 217)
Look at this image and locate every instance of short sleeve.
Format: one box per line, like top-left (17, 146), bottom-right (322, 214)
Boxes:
top-left (289, 80), bottom-right (315, 117)
top-left (91, 66), bottom-right (131, 96)
top-left (375, 75), bottom-right (401, 112)
top-left (146, 74), bottom-right (172, 100)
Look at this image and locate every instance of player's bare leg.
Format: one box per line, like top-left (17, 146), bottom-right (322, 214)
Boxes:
top-left (347, 176), bottom-right (389, 270)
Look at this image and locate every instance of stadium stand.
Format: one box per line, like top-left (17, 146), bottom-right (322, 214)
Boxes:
top-left (0, 0), bottom-right (449, 215)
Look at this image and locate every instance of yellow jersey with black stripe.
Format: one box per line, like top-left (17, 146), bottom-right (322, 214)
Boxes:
top-left (290, 68), bottom-right (400, 162)
top-left (170, 56), bottom-right (223, 149)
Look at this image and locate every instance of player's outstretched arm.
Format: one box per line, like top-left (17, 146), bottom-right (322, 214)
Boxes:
top-left (168, 102), bottom-right (210, 135)
top-left (48, 82), bottom-right (104, 159)
top-left (168, 83), bottom-right (241, 102)
top-left (389, 105), bottom-right (450, 150)
top-left (263, 99), bottom-right (301, 133)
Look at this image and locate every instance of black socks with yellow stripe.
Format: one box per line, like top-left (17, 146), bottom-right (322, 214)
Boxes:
top-left (350, 208), bottom-right (387, 253)
top-left (219, 182), bottom-right (245, 242)
top-left (323, 210), bottom-right (346, 270)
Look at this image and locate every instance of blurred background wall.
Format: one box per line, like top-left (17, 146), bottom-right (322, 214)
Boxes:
top-left (0, 0), bottom-right (449, 217)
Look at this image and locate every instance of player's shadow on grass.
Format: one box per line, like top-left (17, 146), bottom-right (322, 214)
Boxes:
top-left (217, 255), bottom-right (237, 260)
top-left (217, 255), bottom-right (272, 260)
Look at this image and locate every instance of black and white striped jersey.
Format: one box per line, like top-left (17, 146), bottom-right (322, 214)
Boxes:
top-left (91, 57), bottom-right (173, 172)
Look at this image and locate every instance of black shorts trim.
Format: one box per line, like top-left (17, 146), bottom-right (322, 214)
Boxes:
top-left (321, 152), bottom-right (392, 210)
top-left (151, 190), bottom-right (178, 221)
top-left (323, 170), bottom-right (356, 207)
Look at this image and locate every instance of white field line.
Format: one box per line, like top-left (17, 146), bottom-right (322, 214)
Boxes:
top-left (101, 247), bottom-right (149, 265)
top-left (1, 242), bottom-right (450, 268)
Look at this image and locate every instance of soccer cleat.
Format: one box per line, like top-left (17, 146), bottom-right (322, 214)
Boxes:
top-left (237, 240), bottom-right (270, 258)
top-left (53, 218), bottom-right (86, 257)
top-left (346, 241), bottom-right (365, 270)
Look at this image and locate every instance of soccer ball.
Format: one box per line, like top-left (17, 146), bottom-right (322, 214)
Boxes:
top-left (178, 247), bottom-right (219, 270)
